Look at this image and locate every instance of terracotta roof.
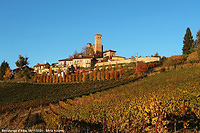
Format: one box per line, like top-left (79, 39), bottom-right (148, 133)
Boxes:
top-left (34, 63), bottom-right (49, 67)
top-left (95, 34), bottom-right (102, 36)
top-left (73, 55), bottom-right (94, 59)
top-left (103, 49), bottom-right (116, 53)
top-left (58, 58), bottom-right (73, 61)
top-left (112, 56), bottom-right (126, 58)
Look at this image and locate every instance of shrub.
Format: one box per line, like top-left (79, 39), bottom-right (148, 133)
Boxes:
top-left (160, 67), bottom-right (166, 73)
top-left (187, 51), bottom-right (200, 63)
top-left (135, 62), bottom-right (149, 75)
top-left (163, 55), bottom-right (184, 67)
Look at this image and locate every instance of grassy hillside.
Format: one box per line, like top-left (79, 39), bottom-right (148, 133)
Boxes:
top-left (47, 66), bottom-right (200, 132)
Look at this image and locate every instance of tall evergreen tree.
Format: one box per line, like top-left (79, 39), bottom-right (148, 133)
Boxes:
top-left (182, 27), bottom-right (194, 55)
top-left (193, 30), bottom-right (200, 49)
top-left (0, 60), bottom-right (9, 80)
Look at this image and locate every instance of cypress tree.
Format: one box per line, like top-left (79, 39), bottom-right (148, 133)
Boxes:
top-left (89, 71), bottom-right (93, 81)
top-left (110, 69), bottom-right (114, 79)
top-left (105, 69), bottom-right (109, 80)
top-left (46, 75), bottom-right (49, 83)
top-left (182, 27), bottom-right (194, 56)
top-left (63, 73), bottom-right (65, 83)
top-left (82, 74), bottom-right (86, 82)
top-left (53, 75), bottom-right (56, 83)
top-left (93, 71), bottom-right (97, 81)
top-left (97, 71), bottom-right (100, 81)
top-left (56, 75), bottom-right (59, 83)
top-left (101, 69), bottom-right (105, 81)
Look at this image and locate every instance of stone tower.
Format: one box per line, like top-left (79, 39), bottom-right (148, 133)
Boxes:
top-left (94, 34), bottom-right (103, 57)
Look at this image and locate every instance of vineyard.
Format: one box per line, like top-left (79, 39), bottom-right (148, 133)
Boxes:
top-left (0, 75), bottom-right (142, 114)
top-left (0, 66), bottom-right (200, 132)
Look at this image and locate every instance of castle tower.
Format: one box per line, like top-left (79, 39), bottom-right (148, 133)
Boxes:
top-left (94, 34), bottom-right (103, 57)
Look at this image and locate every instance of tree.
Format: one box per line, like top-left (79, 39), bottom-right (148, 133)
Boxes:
top-left (53, 75), bottom-right (56, 83)
top-left (46, 75), bottom-right (49, 83)
top-left (114, 69), bottom-right (119, 79)
top-left (59, 75), bottom-right (62, 83)
top-left (97, 71), bottom-right (100, 81)
top-left (115, 62), bottom-right (119, 69)
top-left (15, 55), bottom-right (29, 67)
top-left (196, 47), bottom-right (200, 59)
top-left (134, 62), bottom-right (149, 75)
top-left (3, 67), bottom-right (12, 80)
top-left (192, 30), bottom-right (200, 51)
top-left (102, 64), bottom-right (105, 71)
top-left (34, 75), bottom-right (37, 82)
top-left (93, 71), bottom-right (97, 81)
top-left (63, 73), bottom-right (65, 83)
top-left (87, 47), bottom-right (95, 56)
top-left (56, 75), bottom-right (59, 83)
top-left (70, 65), bottom-right (75, 73)
top-left (89, 72), bottom-right (93, 81)
top-left (182, 27), bottom-right (194, 56)
top-left (82, 74), bottom-right (86, 82)
top-left (110, 69), bottom-right (114, 79)
top-left (0, 60), bottom-right (9, 80)
top-left (101, 70), bottom-right (105, 81)
top-left (108, 64), bottom-right (112, 70)
top-left (49, 66), bottom-right (52, 76)
top-left (96, 65), bottom-right (99, 71)
top-left (105, 69), bottom-right (109, 80)
top-left (82, 46), bottom-right (95, 56)
top-left (58, 68), bottom-right (61, 74)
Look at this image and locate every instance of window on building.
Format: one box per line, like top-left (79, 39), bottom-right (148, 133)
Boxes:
top-left (70, 61), bottom-right (72, 64)
top-left (66, 62), bottom-right (68, 65)
top-left (83, 60), bottom-right (85, 63)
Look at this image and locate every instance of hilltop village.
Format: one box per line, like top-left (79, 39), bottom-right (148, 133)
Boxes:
top-left (33, 34), bottom-right (160, 75)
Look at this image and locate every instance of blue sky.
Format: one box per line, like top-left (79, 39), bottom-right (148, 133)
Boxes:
top-left (0, 0), bottom-right (199, 69)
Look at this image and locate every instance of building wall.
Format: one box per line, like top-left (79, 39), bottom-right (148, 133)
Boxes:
top-left (137, 57), bottom-right (160, 62)
top-left (73, 58), bottom-right (91, 68)
top-left (95, 59), bottom-right (136, 66)
top-left (103, 51), bottom-right (115, 58)
top-left (111, 56), bottom-right (125, 60)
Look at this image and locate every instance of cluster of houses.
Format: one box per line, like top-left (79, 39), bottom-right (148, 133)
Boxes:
top-left (33, 34), bottom-right (160, 75)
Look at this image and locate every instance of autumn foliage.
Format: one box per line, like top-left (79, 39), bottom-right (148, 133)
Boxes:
top-left (135, 61), bottom-right (149, 75)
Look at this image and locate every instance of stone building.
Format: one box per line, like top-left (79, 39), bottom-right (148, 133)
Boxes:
top-left (87, 34), bottom-right (103, 57)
